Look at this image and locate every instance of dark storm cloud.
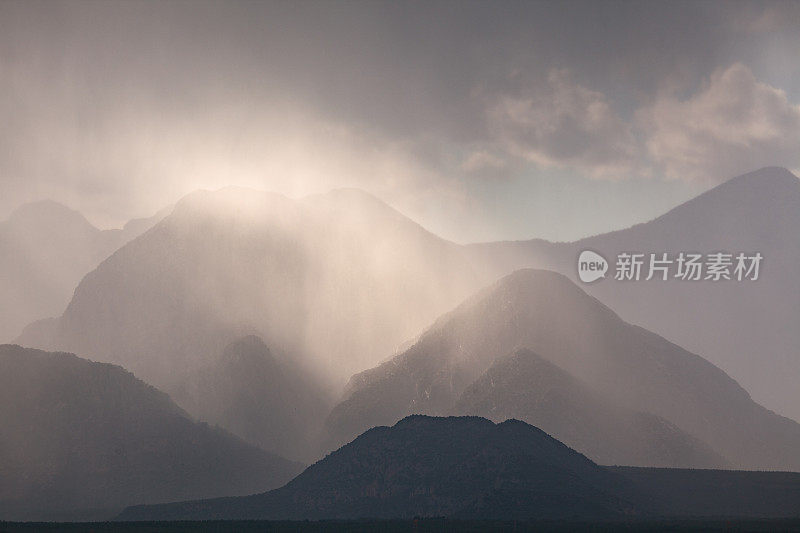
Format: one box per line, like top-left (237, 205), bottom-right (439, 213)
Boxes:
top-left (0, 0), bottom-right (798, 238)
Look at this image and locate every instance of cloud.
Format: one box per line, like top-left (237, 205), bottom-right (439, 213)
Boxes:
top-left (727, 2), bottom-right (800, 34)
top-left (460, 150), bottom-right (513, 179)
top-left (1, 1), bottom-right (798, 241)
top-left (638, 63), bottom-right (800, 182)
top-left (485, 69), bottom-right (637, 180)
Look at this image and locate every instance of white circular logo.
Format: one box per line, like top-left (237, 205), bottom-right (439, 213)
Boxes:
top-left (577, 250), bottom-right (608, 283)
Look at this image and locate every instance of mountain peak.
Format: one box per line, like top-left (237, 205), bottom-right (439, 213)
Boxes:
top-left (392, 413), bottom-right (496, 431)
top-left (496, 267), bottom-right (574, 289)
top-left (170, 187), bottom-right (295, 221)
top-left (5, 200), bottom-right (96, 232)
top-left (386, 415), bottom-right (563, 451)
top-left (714, 166), bottom-right (799, 195)
top-left (728, 166), bottom-right (797, 183)
top-left (219, 335), bottom-right (275, 367)
top-left (303, 187), bottom-right (411, 225)
top-left (464, 268), bottom-right (614, 322)
top-left (223, 334), bottom-right (270, 353)
top-left (678, 166), bottom-right (800, 211)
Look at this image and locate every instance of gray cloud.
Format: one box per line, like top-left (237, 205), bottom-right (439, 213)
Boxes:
top-left (484, 69), bottom-right (638, 180)
top-left (639, 63), bottom-right (800, 182)
top-left (0, 0), bottom-right (798, 240)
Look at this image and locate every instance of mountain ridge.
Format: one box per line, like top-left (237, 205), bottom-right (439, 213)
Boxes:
top-left (117, 415), bottom-right (641, 521)
top-left (452, 348), bottom-right (728, 468)
top-left (118, 415), bottom-right (800, 522)
top-left (0, 344), bottom-right (303, 521)
top-left (466, 167), bottom-right (800, 420)
top-left (189, 335), bottom-right (332, 463)
top-left (324, 268), bottom-right (800, 471)
top-left (18, 185), bottom-right (479, 397)
top-left (0, 200), bottom-right (168, 343)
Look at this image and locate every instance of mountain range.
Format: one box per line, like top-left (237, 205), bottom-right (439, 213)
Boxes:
top-left (15, 168), bottom-right (799, 423)
top-left (0, 201), bottom-right (167, 343)
top-left (0, 344), bottom-right (303, 521)
top-left (17, 187), bottom-right (478, 400)
top-left (453, 348), bottom-right (725, 468)
top-left (324, 269), bottom-right (800, 471)
top-left (7, 167), bottom-right (799, 479)
top-left (1, 167), bottom-right (798, 521)
top-left (467, 167), bottom-right (800, 420)
top-left (118, 416), bottom-right (800, 522)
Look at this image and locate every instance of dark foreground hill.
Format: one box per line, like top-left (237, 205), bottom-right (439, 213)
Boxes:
top-left (118, 416), bottom-right (800, 522)
top-left (0, 345), bottom-right (303, 521)
top-left (118, 416), bottom-right (641, 521)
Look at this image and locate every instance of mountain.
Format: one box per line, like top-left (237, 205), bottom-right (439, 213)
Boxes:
top-left (0, 200), bottom-right (167, 343)
top-left (188, 335), bottom-right (332, 463)
top-left (19, 187), bottom-right (479, 397)
top-left (118, 416), bottom-right (800, 522)
top-left (324, 269), bottom-right (800, 471)
top-left (452, 348), bottom-right (726, 468)
top-left (15, 170), bottom-right (798, 464)
top-left (0, 344), bottom-right (303, 521)
top-left (467, 167), bottom-right (800, 421)
top-left (117, 415), bottom-right (641, 521)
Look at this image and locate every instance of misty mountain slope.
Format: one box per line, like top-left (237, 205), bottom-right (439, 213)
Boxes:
top-left (118, 415), bottom-right (641, 521)
top-left (467, 167), bottom-right (800, 421)
top-left (190, 335), bottom-right (332, 463)
top-left (21, 186), bottom-right (479, 395)
top-left (324, 269), bottom-right (800, 471)
top-left (0, 344), bottom-right (303, 521)
top-left (452, 348), bottom-right (726, 468)
top-left (0, 200), bottom-right (167, 343)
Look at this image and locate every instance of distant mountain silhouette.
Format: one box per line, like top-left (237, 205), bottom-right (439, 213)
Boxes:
top-left (117, 415), bottom-right (641, 521)
top-left (19, 187), bottom-right (478, 400)
top-left (453, 348), bottom-right (726, 468)
top-left (16, 170), bottom-right (799, 470)
top-left (325, 269), bottom-right (800, 471)
top-left (0, 200), bottom-right (167, 343)
top-left (189, 336), bottom-right (332, 462)
top-left (118, 416), bottom-right (800, 522)
top-left (468, 167), bottom-right (800, 421)
top-left (0, 344), bottom-right (303, 521)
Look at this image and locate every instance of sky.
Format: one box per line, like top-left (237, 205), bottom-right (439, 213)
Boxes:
top-left (1, 0), bottom-right (799, 243)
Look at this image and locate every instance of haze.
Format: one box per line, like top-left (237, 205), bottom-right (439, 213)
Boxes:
top-left (1, 2), bottom-right (800, 522)
top-left (2, 0), bottom-right (799, 243)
